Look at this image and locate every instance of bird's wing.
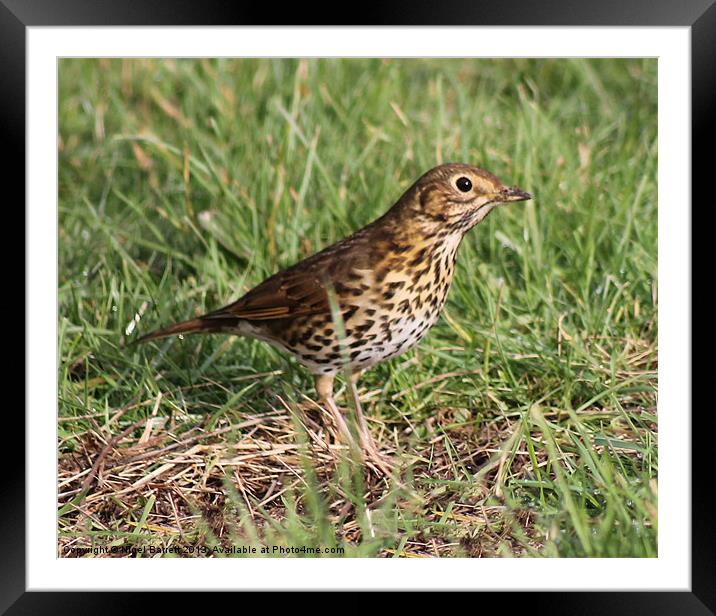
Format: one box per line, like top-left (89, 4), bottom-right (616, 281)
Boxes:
top-left (202, 266), bottom-right (331, 322)
top-left (200, 218), bottom-right (385, 323)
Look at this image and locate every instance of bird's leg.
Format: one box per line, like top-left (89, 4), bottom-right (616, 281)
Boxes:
top-left (349, 371), bottom-right (394, 473)
top-left (348, 371), bottom-right (374, 451)
top-left (315, 374), bottom-right (355, 449)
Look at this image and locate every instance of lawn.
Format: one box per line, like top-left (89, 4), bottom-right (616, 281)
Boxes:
top-left (58, 58), bottom-right (658, 558)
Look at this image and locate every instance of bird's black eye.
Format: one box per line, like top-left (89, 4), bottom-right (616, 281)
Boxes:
top-left (456, 177), bottom-right (472, 192)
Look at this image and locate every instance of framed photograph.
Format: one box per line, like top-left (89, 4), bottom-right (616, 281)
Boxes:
top-left (8, 0), bottom-right (708, 609)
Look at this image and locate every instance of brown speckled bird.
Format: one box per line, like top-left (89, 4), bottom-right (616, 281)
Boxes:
top-left (137, 163), bottom-right (531, 471)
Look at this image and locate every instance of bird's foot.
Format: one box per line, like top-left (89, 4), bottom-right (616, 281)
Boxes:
top-left (330, 424), bottom-right (394, 476)
top-left (364, 449), bottom-right (395, 477)
top-left (325, 415), bottom-right (394, 476)
top-left (358, 430), bottom-right (395, 477)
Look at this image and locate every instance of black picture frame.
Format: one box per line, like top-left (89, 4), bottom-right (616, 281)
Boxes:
top-left (7, 0), bottom-right (709, 610)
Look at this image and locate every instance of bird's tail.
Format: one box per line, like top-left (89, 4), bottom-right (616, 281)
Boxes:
top-left (133, 317), bottom-right (213, 345)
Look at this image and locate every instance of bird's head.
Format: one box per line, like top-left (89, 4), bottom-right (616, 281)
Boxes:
top-left (398, 163), bottom-right (531, 234)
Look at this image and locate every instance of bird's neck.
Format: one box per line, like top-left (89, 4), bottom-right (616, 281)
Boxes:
top-left (356, 204), bottom-right (469, 284)
top-left (365, 220), bottom-right (463, 289)
top-left (394, 213), bottom-right (467, 259)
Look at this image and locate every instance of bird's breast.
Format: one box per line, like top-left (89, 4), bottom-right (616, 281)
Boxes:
top-left (269, 235), bottom-right (462, 376)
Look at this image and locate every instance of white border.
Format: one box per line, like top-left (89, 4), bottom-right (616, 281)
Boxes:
top-left (29, 27), bottom-right (690, 590)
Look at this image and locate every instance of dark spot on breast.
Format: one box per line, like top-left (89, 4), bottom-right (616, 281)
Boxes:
top-left (355, 319), bottom-right (375, 334)
top-left (342, 305), bottom-right (359, 322)
top-left (334, 281), bottom-right (353, 295)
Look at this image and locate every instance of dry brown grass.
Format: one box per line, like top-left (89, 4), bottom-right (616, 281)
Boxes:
top-left (58, 382), bottom-right (554, 558)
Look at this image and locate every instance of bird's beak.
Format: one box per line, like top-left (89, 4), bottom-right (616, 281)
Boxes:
top-left (497, 186), bottom-right (532, 203)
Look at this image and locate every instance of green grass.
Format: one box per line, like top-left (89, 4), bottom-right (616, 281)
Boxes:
top-left (58, 58), bottom-right (657, 558)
